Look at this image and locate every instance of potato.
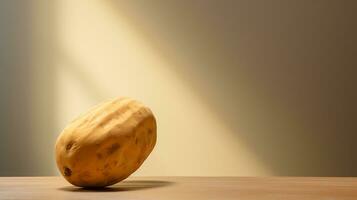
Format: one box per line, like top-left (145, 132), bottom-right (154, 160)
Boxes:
top-left (55, 97), bottom-right (156, 187)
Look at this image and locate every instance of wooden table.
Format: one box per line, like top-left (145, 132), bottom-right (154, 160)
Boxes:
top-left (1, 177), bottom-right (357, 199)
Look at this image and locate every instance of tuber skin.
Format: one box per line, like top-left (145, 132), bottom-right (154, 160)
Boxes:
top-left (55, 97), bottom-right (156, 187)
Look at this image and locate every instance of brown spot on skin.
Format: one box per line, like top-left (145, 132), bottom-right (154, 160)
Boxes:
top-left (148, 129), bottom-right (153, 134)
top-left (63, 167), bottom-right (72, 177)
top-left (104, 163), bottom-right (110, 169)
top-left (96, 153), bottom-right (103, 159)
top-left (107, 143), bottom-right (120, 155)
top-left (102, 171), bottom-right (110, 176)
top-left (112, 161), bottom-right (118, 166)
top-left (107, 178), bottom-right (119, 185)
top-left (66, 141), bottom-right (74, 151)
top-left (137, 157), bottom-right (144, 165)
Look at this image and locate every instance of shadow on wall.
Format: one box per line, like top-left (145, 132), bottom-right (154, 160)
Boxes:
top-left (107, 0), bottom-right (357, 176)
top-left (0, 0), bottom-right (56, 175)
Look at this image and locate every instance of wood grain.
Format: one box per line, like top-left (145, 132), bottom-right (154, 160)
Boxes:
top-left (1, 176), bottom-right (357, 200)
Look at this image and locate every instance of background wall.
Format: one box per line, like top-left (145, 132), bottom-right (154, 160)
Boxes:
top-left (0, 0), bottom-right (356, 176)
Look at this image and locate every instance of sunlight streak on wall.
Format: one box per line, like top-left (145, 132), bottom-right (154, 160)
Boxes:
top-left (55, 0), bottom-right (270, 175)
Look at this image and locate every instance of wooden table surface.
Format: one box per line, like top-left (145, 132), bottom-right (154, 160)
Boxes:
top-left (1, 177), bottom-right (357, 200)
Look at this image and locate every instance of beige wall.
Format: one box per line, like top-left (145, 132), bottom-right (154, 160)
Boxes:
top-left (0, 0), bottom-right (356, 176)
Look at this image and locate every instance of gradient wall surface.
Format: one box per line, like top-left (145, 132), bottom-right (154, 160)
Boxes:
top-left (0, 0), bottom-right (356, 176)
